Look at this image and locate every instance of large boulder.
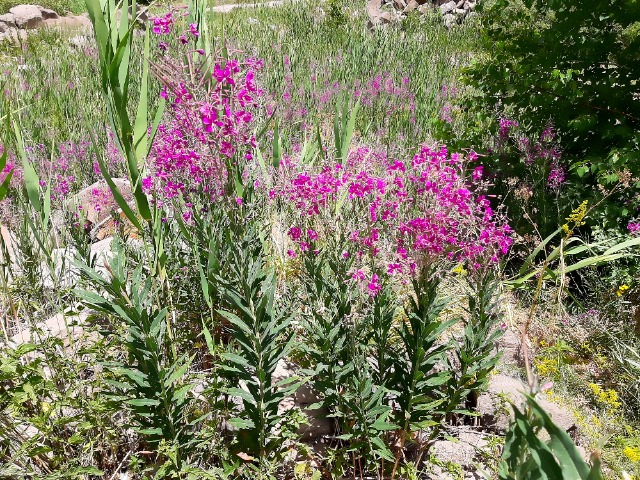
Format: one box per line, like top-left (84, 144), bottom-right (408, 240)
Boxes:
top-left (66, 179), bottom-right (136, 241)
top-left (366, 0), bottom-right (395, 28)
top-left (439, 0), bottom-right (457, 14)
top-left (476, 374), bottom-right (577, 433)
top-left (0, 13), bottom-right (16, 31)
top-left (45, 13), bottom-right (92, 30)
top-left (8, 5), bottom-right (43, 29)
top-left (273, 360), bottom-right (335, 441)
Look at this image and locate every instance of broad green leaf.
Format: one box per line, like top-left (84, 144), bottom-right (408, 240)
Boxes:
top-left (13, 121), bottom-right (41, 213)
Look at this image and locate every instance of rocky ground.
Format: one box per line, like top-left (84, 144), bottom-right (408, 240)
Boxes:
top-left (1, 0), bottom-right (478, 44)
top-left (367, 0), bottom-right (477, 29)
top-left (0, 4), bottom-right (91, 42)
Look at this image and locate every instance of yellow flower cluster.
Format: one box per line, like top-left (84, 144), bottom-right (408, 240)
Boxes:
top-left (452, 264), bottom-right (467, 276)
top-left (623, 445), bottom-right (640, 463)
top-left (535, 357), bottom-right (559, 378)
top-left (562, 200), bottom-right (589, 236)
top-left (617, 284), bottom-right (630, 297)
top-left (588, 383), bottom-right (621, 409)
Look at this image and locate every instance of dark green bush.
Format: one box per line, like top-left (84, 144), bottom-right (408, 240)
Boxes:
top-left (461, 0), bottom-right (640, 233)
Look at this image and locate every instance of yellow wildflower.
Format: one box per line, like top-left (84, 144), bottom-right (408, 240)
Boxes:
top-left (588, 383), bottom-right (621, 409)
top-left (563, 200), bottom-right (588, 236)
top-left (623, 445), bottom-right (640, 463)
top-left (452, 264), bottom-right (467, 276)
top-left (617, 284), bottom-right (630, 297)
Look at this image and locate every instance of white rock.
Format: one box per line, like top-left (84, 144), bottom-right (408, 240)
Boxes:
top-left (443, 12), bottom-right (456, 27)
top-left (439, 0), bottom-right (457, 14)
top-left (404, 0), bottom-right (421, 12)
top-left (0, 13), bottom-right (16, 25)
top-left (0, 225), bottom-right (18, 269)
top-left (8, 310), bottom-right (89, 348)
top-left (0, 13), bottom-right (16, 31)
top-left (9, 5), bottom-right (43, 29)
top-left (476, 374), bottom-right (577, 433)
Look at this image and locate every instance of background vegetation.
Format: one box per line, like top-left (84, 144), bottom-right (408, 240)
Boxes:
top-left (0, 0), bottom-right (638, 478)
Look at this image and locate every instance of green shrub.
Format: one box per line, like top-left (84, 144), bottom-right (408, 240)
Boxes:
top-left (461, 0), bottom-right (640, 232)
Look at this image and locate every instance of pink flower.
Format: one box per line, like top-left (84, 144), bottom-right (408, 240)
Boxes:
top-left (472, 165), bottom-right (483, 181)
top-left (151, 12), bottom-right (173, 35)
top-left (547, 162), bottom-right (566, 189)
top-left (367, 274), bottom-right (382, 296)
top-left (142, 176), bottom-right (152, 193)
top-left (189, 23), bottom-right (199, 37)
top-left (288, 227), bottom-right (302, 241)
top-left (351, 269), bottom-right (366, 281)
top-left (387, 263), bottom-right (402, 275)
top-left (199, 104), bottom-right (218, 133)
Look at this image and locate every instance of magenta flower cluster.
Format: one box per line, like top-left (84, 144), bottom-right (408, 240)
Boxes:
top-left (145, 19), bottom-right (264, 207)
top-left (498, 120), bottom-right (566, 190)
top-left (274, 144), bottom-right (513, 287)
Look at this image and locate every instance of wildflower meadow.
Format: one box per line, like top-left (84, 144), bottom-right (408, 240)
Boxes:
top-left (0, 0), bottom-right (638, 478)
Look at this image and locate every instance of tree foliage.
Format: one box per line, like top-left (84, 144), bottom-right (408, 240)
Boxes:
top-left (465, 0), bottom-right (640, 228)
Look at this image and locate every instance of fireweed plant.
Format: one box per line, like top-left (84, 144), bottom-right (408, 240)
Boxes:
top-left (97, 10), bottom-right (517, 475)
top-left (146, 17), bottom-right (265, 208)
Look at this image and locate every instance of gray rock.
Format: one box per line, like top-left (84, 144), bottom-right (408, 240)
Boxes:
top-left (404, 0), bottom-right (421, 11)
top-left (46, 14), bottom-right (92, 30)
top-left (476, 374), bottom-right (577, 433)
top-left (0, 13), bottom-right (16, 31)
top-left (0, 27), bottom-right (27, 44)
top-left (439, 1), bottom-right (457, 14)
top-left (8, 310), bottom-right (90, 350)
top-left (367, 0), bottom-right (395, 28)
top-left (464, 0), bottom-right (476, 9)
top-left (443, 12), bottom-right (456, 27)
top-left (9, 5), bottom-right (43, 29)
top-left (67, 178), bottom-right (131, 226)
top-left (37, 6), bottom-right (58, 19)
top-left (0, 225), bottom-right (18, 268)
top-left (498, 327), bottom-right (522, 367)
top-left (454, 8), bottom-right (467, 15)
top-left (456, 0), bottom-right (465, 7)
top-left (431, 429), bottom-right (488, 467)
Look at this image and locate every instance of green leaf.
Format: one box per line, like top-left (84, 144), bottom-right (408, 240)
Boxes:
top-left (126, 398), bottom-right (160, 407)
top-left (226, 417), bottom-right (255, 429)
top-left (13, 121), bottom-right (41, 213)
top-left (272, 120), bottom-right (281, 169)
